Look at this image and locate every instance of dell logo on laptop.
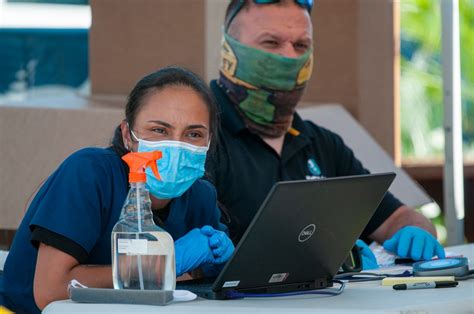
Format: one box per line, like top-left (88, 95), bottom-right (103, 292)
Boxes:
top-left (298, 224), bottom-right (316, 242)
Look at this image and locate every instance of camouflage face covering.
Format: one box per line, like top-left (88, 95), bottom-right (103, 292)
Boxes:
top-left (219, 33), bottom-right (313, 138)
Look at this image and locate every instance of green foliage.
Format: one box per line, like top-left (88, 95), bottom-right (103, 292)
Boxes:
top-left (400, 0), bottom-right (474, 158)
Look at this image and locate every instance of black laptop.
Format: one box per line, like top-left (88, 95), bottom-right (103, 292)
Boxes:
top-left (178, 173), bottom-right (396, 299)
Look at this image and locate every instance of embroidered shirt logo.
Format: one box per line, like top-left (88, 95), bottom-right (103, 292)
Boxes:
top-left (306, 158), bottom-right (325, 180)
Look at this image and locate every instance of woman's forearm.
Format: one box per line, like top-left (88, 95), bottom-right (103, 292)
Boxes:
top-left (35, 263), bottom-right (113, 310)
top-left (33, 243), bottom-right (113, 310)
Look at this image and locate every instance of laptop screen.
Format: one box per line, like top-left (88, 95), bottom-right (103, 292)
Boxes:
top-left (213, 173), bottom-right (396, 293)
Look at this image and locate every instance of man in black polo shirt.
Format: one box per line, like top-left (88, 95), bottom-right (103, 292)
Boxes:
top-left (206, 0), bottom-right (445, 263)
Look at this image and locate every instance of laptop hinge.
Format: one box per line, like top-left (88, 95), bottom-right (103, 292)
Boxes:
top-left (231, 278), bottom-right (331, 295)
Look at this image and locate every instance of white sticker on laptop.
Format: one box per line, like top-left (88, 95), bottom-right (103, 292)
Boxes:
top-left (269, 273), bottom-right (289, 283)
top-left (222, 280), bottom-right (240, 288)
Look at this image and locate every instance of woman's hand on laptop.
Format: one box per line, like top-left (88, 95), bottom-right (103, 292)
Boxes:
top-left (382, 226), bottom-right (445, 261)
top-left (201, 226), bottom-right (235, 264)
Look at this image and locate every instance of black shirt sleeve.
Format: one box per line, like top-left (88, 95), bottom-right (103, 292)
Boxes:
top-left (31, 225), bottom-right (89, 264)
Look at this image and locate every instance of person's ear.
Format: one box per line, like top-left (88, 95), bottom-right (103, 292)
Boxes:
top-left (120, 120), bottom-right (132, 151)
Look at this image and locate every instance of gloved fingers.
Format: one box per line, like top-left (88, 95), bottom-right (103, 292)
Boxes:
top-left (200, 225), bottom-right (216, 236)
top-left (174, 228), bottom-right (218, 275)
top-left (213, 246), bottom-right (234, 264)
top-left (410, 233), bottom-right (425, 260)
top-left (211, 237), bottom-right (232, 258)
top-left (174, 240), bottom-right (189, 276)
top-left (213, 236), bottom-right (235, 262)
top-left (383, 226), bottom-right (446, 261)
top-left (435, 242), bottom-right (446, 259)
top-left (213, 257), bottom-right (225, 264)
top-left (382, 231), bottom-right (401, 253)
top-left (361, 255), bottom-right (378, 270)
top-left (209, 233), bottom-right (224, 248)
top-left (214, 256), bottom-right (230, 264)
top-left (361, 245), bottom-right (377, 261)
top-left (356, 240), bottom-right (378, 270)
top-left (397, 229), bottom-right (413, 258)
top-left (175, 261), bottom-right (185, 277)
top-left (356, 240), bottom-right (370, 253)
top-left (422, 236), bottom-right (435, 260)
top-left (212, 246), bottom-right (224, 257)
top-left (355, 239), bottom-right (368, 251)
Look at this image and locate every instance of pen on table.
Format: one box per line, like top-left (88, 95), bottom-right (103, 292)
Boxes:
top-left (394, 255), bottom-right (464, 265)
top-left (394, 258), bottom-right (416, 265)
top-left (393, 281), bottom-right (458, 290)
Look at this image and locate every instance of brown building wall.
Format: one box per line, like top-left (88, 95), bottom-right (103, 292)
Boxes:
top-left (89, 0), bottom-right (206, 95)
top-left (302, 0), bottom-right (359, 117)
top-left (89, 0), bottom-right (399, 161)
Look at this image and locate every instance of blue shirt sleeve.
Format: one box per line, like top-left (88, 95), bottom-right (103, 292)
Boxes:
top-left (194, 180), bottom-right (229, 234)
top-left (165, 179), bottom-right (228, 240)
top-left (29, 149), bottom-right (113, 255)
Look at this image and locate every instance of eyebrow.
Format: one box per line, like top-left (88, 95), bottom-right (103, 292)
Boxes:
top-left (147, 120), bottom-right (174, 128)
top-left (255, 32), bottom-right (282, 42)
top-left (147, 120), bottom-right (208, 130)
top-left (255, 31), bottom-right (312, 44)
top-left (186, 124), bottom-right (208, 130)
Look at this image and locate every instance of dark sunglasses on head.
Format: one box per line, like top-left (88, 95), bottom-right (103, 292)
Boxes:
top-left (225, 0), bottom-right (314, 30)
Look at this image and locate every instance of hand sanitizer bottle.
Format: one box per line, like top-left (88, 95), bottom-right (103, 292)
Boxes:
top-left (112, 151), bottom-right (176, 290)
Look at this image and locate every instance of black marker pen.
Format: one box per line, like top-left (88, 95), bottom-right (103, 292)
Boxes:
top-left (394, 257), bottom-right (416, 265)
top-left (393, 281), bottom-right (458, 290)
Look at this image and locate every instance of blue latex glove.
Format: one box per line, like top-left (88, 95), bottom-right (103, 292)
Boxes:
top-left (355, 239), bottom-right (379, 270)
top-left (201, 225), bottom-right (235, 264)
top-left (174, 228), bottom-right (215, 276)
top-left (383, 226), bottom-right (445, 261)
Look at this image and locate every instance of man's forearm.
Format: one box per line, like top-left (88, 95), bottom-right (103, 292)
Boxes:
top-left (370, 205), bottom-right (436, 244)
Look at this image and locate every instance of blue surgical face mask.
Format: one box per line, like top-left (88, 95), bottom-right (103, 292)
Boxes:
top-left (131, 131), bottom-right (209, 199)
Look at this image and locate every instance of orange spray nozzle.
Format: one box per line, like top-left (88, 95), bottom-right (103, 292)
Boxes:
top-left (122, 151), bottom-right (163, 183)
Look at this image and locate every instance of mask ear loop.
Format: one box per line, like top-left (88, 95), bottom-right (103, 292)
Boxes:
top-left (127, 122), bottom-right (140, 152)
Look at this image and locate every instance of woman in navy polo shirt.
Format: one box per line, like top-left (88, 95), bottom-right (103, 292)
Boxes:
top-left (0, 67), bottom-right (234, 314)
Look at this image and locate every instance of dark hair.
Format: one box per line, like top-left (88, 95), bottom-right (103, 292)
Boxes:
top-left (111, 66), bottom-right (219, 157)
top-left (225, 0), bottom-right (311, 31)
top-left (224, 0), bottom-right (247, 31)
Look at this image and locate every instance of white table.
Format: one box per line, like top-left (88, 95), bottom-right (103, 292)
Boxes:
top-left (43, 244), bottom-right (474, 314)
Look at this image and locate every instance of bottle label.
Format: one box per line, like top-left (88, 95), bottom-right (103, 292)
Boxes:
top-left (117, 238), bottom-right (171, 255)
top-left (117, 239), bottom-right (148, 255)
top-left (147, 241), bottom-right (172, 255)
